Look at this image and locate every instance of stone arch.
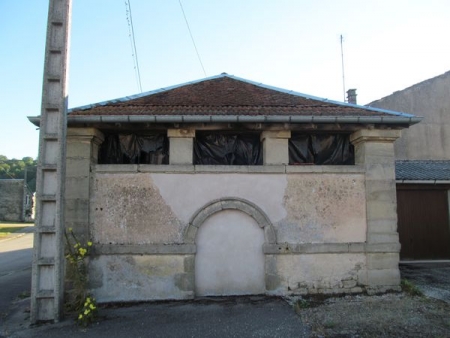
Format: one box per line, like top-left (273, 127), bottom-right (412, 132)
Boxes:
top-left (184, 197), bottom-right (276, 244)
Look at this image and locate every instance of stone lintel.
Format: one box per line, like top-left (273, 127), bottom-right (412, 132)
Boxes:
top-left (67, 127), bottom-right (104, 142)
top-left (260, 130), bottom-right (291, 141)
top-left (350, 129), bottom-right (401, 145)
top-left (167, 128), bottom-right (196, 138)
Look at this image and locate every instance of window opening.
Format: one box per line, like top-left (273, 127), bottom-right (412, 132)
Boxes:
top-left (194, 132), bottom-right (262, 165)
top-left (98, 133), bottom-right (169, 164)
top-left (289, 133), bottom-right (354, 165)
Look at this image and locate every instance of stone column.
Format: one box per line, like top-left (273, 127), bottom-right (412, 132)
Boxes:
top-left (65, 128), bottom-right (104, 241)
top-left (350, 129), bottom-right (401, 291)
top-left (260, 131), bottom-right (291, 165)
top-left (168, 129), bottom-right (195, 165)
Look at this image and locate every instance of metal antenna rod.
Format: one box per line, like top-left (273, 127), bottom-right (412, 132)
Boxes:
top-left (340, 34), bottom-right (346, 102)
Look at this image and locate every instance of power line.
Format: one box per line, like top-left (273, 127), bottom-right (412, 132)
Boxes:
top-left (125, 0), bottom-right (143, 92)
top-left (178, 0), bottom-right (207, 77)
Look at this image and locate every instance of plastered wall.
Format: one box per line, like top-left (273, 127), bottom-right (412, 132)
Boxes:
top-left (88, 168), bottom-right (370, 301)
top-left (91, 172), bottom-right (366, 245)
top-left (369, 70), bottom-right (450, 160)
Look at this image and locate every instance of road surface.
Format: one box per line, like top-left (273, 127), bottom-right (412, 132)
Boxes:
top-left (0, 232), bottom-right (33, 319)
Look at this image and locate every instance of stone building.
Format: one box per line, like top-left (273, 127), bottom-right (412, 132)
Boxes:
top-left (0, 179), bottom-right (33, 222)
top-left (29, 74), bottom-right (420, 301)
top-left (369, 70), bottom-right (450, 260)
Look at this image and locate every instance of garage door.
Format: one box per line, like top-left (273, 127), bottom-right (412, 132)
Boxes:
top-left (195, 210), bottom-right (265, 296)
top-left (397, 184), bottom-right (450, 260)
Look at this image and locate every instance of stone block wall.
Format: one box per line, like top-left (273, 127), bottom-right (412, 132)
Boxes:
top-left (0, 179), bottom-right (25, 222)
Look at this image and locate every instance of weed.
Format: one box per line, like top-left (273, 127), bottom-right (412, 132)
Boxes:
top-left (17, 291), bottom-right (30, 299)
top-left (323, 320), bottom-right (337, 328)
top-left (401, 279), bottom-right (423, 297)
top-left (294, 299), bottom-right (310, 313)
top-left (64, 228), bottom-right (98, 326)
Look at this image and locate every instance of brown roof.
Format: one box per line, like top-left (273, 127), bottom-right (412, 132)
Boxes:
top-left (68, 74), bottom-right (413, 118)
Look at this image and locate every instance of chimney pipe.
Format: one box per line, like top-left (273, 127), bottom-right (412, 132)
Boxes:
top-left (347, 89), bottom-right (357, 104)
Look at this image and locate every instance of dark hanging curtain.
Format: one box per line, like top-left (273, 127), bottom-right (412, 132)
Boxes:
top-left (98, 133), bottom-right (169, 164)
top-left (289, 133), bottom-right (354, 165)
top-left (194, 133), bottom-right (262, 165)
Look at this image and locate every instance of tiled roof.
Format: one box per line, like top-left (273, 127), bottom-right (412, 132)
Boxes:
top-left (396, 160), bottom-right (450, 181)
top-left (69, 74), bottom-right (415, 118)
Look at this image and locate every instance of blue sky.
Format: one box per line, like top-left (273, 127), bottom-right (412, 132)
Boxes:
top-left (1, 0), bottom-right (450, 159)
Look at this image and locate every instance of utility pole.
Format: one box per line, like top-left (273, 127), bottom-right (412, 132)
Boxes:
top-left (31, 0), bottom-right (71, 323)
top-left (340, 34), bottom-right (346, 102)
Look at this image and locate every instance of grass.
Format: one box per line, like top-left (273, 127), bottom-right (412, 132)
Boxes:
top-left (0, 222), bottom-right (33, 238)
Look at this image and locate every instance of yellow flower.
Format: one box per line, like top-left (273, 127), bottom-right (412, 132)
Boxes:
top-left (89, 304), bottom-right (96, 310)
top-left (68, 228), bottom-right (73, 232)
top-left (84, 309), bottom-right (90, 315)
top-left (74, 243), bottom-right (79, 248)
top-left (78, 314), bottom-right (83, 319)
top-left (87, 241), bottom-right (93, 247)
top-left (86, 297), bottom-right (91, 303)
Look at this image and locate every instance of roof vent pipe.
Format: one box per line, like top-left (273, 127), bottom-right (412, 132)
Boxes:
top-left (347, 89), bottom-right (357, 104)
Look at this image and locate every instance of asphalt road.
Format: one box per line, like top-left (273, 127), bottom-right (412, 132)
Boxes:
top-left (0, 233), bottom-right (33, 320)
top-left (7, 297), bottom-right (310, 338)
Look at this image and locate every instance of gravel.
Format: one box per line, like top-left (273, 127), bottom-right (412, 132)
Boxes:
top-left (294, 292), bottom-right (450, 337)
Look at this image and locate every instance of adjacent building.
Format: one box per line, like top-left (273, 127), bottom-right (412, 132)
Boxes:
top-left (369, 70), bottom-right (450, 260)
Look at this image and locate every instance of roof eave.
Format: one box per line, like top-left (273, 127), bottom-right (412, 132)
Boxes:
top-left (28, 115), bottom-right (423, 127)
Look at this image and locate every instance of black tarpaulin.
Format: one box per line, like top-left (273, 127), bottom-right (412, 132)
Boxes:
top-left (194, 133), bottom-right (262, 165)
top-left (99, 133), bottom-right (169, 164)
top-left (289, 134), bottom-right (354, 165)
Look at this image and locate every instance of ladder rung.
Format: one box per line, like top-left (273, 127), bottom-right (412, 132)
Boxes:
top-left (38, 258), bottom-right (55, 266)
top-left (36, 226), bottom-right (56, 234)
top-left (37, 290), bottom-right (54, 299)
top-left (51, 21), bottom-right (63, 26)
top-left (43, 133), bottom-right (58, 140)
top-left (42, 165), bottom-right (57, 171)
top-left (44, 105), bottom-right (59, 112)
top-left (47, 77), bottom-right (61, 82)
top-left (39, 195), bottom-right (56, 201)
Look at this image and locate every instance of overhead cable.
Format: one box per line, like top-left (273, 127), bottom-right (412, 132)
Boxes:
top-left (125, 0), bottom-right (143, 92)
top-left (178, 0), bottom-right (207, 77)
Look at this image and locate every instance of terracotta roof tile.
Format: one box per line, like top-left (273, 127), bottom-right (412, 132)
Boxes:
top-left (69, 75), bottom-right (413, 118)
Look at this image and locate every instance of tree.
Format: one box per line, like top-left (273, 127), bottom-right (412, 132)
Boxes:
top-left (0, 155), bottom-right (38, 191)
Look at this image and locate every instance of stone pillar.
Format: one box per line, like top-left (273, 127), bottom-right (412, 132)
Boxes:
top-left (168, 129), bottom-right (195, 165)
top-left (65, 128), bottom-right (104, 241)
top-left (260, 131), bottom-right (291, 165)
top-left (350, 129), bottom-right (401, 290)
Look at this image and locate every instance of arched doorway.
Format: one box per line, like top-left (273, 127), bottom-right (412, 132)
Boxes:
top-left (195, 209), bottom-right (265, 296)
